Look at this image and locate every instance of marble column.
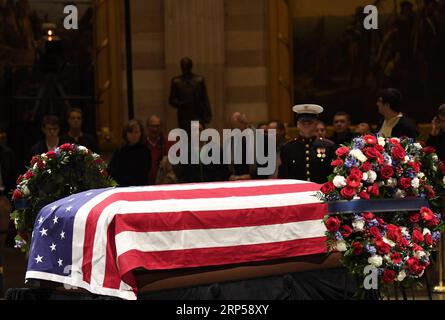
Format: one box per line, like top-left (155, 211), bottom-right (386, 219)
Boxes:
top-left (164, 0), bottom-right (225, 132)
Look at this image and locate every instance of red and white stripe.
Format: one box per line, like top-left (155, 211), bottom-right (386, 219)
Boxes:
top-left (36, 179), bottom-right (328, 300)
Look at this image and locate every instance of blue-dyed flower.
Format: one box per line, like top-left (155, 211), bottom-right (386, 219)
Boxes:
top-left (365, 245), bottom-right (377, 255)
top-left (352, 138), bottom-right (365, 149)
top-left (367, 219), bottom-right (379, 228)
top-left (335, 232), bottom-right (344, 241)
top-left (345, 157), bottom-right (358, 169)
top-left (432, 231), bottom-right (441, 242)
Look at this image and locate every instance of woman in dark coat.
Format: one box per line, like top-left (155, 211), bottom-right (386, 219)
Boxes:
top-left (108, 120), bottom-right (151, 187)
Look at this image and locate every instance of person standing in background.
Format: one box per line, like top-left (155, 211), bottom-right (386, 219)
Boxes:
top-left (426, 104), bottom-right (445, 162)
top-left (376, 88), bottom-right (418, 139)
top-left (108, 120), bottom-right (151, 187)
top-left (169, 57), bottom-right (212, 132)
top-left (60, 108), bottom-right (98, 152)
top-left (146, 115), bottom-right (173, 185)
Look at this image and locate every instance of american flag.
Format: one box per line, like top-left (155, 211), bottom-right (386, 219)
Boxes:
top-left (26, 179), bottom-right (328, 300)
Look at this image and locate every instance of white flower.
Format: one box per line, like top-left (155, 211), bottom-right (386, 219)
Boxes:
top-left (384, 254), bottom-right (392, 263)
top-left (400, 227), bottom-right (409, 236)
top-left (335, 240), bottom-right (347, 252)
top-left (368, 255), bottom-right (383, 268)
top-left (77, 146), bottom-right (88, 154)
top-left (378, 137), bottom-right (386, 147)
top-left (433, 165), bottom-right (438, 172)
top-left (383, 237), bottom-right (395, 247)
top-left (417, 172), bottom-right (425, 179)
top-left (403, 156), bottom-right (410, 164)
top-left (362, 172), bottom-right (369, 181)
top-left (352, 219), bottom-right (365, 232)
top-left (414, 143), bottom-right (423, 150)
top-left (350, 149), bottom-right (368, 163)
top-left (433, 155), bottom-right (439, 162)
top-left (367, 171), bottom-right (377, 183)
top-left (386, 178), bottom-right (397, 188)
top-left (21, 185), bottom-right (30, 197)
top-left (443, 176), bottom-right (445, 186)
top-left (397, 271), bottom-right (407, 282)
top-left (394, 189), bottom-right (406, 199)
top-left (423, 228), bottom-right (432, 236)
top-left (333, 176), bottom-right (347, 188)
top-left (411, 178), bottom-right (420, 189)
top-left (414, 251), bottom-right (426, 259)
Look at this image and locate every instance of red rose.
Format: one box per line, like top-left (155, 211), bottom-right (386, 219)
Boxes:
top-left (367, 183), bottom-right (380, 197)
top-left (426, 185), bottom-right (436, 199)
top-left (37, 160), bottom-right (45, 172)
top-left (331, 158), bottom-right (343, 167)
top-left (375, 239), bottom-right (391, 255)
top-left (422, 146), bottom-right (436, 154)
top-left (375, 144), bottom-right (384, 152)
top-left (340, 187), bottom-right (356, 200)
top-left (341, 225), bottom-right (353, 238)
top-left (386, 224), bottom-right (401, 242)
top-left (363, 147), bottom-right (380, 159)
top-left (376, 217), bottom-right (385, 226)
top-left (408, 161), bottom-right (420, 173)
top-left (335, 146), bottom-right (350, 158)
top-left (325, 217), bottom-right (341, 233)
top-left (390, 253), bottom-right (402, 264)
top-left (16, 175), bottom-right (23, 185)
top-left (406, 257), bottom-right (424, 275)
top-left (409, 213), bottom-right (420, 223)
top-left (399, 178), bottom-right (412, 190)
top-left (352, 242), bottom-right (363, 255)
top-left (426, 218), bottom-right (439, 227)
top-left (413, 243), bottom-right (423, 252)
top-left (360, 162), bottom-right (372, 172)
top-left (439, 161), bottom-right (445, 173)
top-left (30, 155), bottom-right (40, 166)
top-left (24, 171), bottom-right (34, 180)
top-left (420, 207), bottom-right (435, 222)
top-left (425, 233), bottom-right (433, 246)
top-left (101, 170), bottom-right (109, 177)
top-left (380, 165), bottom-right (394, 180)
top-left (369, 226), bottom-right (382, 240)
top-left (60, 143), bottom-right (73, 151)
top-left (363, 212), bottom-right (374, 220)
top-left (95, 158), bottom-right (104, 165)
top-left (382, 269), bottom-right (396, 283)
top-left (397, 237), bottom-right (410, 248)
top-left (412, 229), bottom-right (424, 243)
top-left (358, 191), bottom-right (370, 199)
top-left (363, 135), bottom-right (377, 145)
top-left (321, 182), bottom-right (335, 194)
top-left (346, 175), bottom-right (361, 188)
top-left (392, 146), bottom-right (406, 161)
top-left (388, 138), bottom-right (401, 146)
top-left (46, 150), bottom-right (56, 158)
top-left (12, 189), bottom-right (23, 200)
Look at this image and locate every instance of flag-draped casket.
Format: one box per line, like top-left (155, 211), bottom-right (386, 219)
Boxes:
top-left (26, 180), bottom-right (330, 300)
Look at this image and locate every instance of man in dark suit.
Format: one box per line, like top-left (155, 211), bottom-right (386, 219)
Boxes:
top-left (169, 57), bottom-right (212, 132)
top-left (376, 88), bottom-right (418, 139)
top-left (278, 104), bottom-right (336, 184)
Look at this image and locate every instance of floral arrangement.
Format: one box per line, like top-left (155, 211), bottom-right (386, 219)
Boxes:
top-left (10, 143), bottom-right (117, 253)
top-left (319, 135), bottom-right (444, 288)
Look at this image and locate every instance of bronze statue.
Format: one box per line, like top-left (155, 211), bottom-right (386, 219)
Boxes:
top-left (169, 57), bottom-right (212, 131)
